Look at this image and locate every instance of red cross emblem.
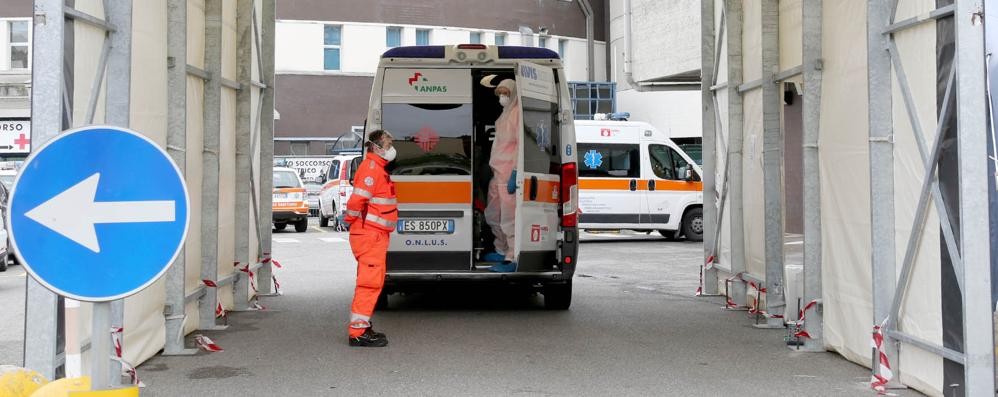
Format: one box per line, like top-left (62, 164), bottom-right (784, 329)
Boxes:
top-left (14, 133), bottom-right (29, 150)
top-left (413, 125), bottom-right (440, 152)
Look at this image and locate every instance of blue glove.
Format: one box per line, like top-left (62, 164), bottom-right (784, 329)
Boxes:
top-left (506, 170), bottom-right (517, 194)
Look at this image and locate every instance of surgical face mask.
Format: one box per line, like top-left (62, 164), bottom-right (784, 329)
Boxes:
top-left (499, 94), bottom-right (511, 108)
top-left (379, 145), bottom-right (397, 162)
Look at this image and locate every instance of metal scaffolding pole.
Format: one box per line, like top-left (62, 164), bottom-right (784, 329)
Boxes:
top-left (24, 0), bottom-right (65, 380)
top-left (102, 0), bottom-right (131, 386)
top-left (867, 0), bottom-right (899, 378)
top-left (199, 0), bottom-right (225, 330)
top-left (954, 0), bottom-right (995, 393)
top-left (725, 0), bottom-right (747, 307)
top-left (256, 0), bottom-right (276, 294)
top-left (163, 0), bottom-right (197, 355)
top-left (760, 0), bottom-right (785, 328)
top-left (699, 0), bottom-right (719, 295)
top-left (800, 0), bottom-right (823, 351)
top-left (232, 0), bottom-right (254, 311)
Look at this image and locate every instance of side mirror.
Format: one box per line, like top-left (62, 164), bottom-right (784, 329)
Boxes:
top-left (684, 168), bottom-right (693, 182)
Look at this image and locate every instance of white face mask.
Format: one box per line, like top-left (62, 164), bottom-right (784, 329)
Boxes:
top-left (380, 146), bottom-right (397, 162)
top-left (499, 94), bottom-right (511, 108)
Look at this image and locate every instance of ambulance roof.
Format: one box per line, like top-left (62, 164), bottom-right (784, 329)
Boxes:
top-left (382, 45), bottom-right (560, 60)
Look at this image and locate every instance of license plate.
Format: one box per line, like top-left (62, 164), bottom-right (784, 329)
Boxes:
top-left (273, 193), bottom-right (288, 199)
top-left (274, 201), bottom-right (294, 207)
top-left (398, 219), bottom-right (455, 234)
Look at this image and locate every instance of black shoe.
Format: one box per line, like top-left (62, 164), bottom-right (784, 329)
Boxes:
top-left (349, 328), bottom-right (388, 347)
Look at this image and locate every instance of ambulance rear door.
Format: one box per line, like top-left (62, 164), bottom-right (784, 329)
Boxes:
top-left (513, 62), bottom-right (561, 271)
top-left (380, 68), bottom-right (474, 271)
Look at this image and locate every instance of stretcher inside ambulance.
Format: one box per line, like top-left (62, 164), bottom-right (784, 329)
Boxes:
top-left (574, 120), bottom-right (704, 241)
top-left (363, 45), bottom-right (578, 309)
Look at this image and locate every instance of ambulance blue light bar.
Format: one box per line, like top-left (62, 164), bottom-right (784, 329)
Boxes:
top-left (497, 46), bottom-right (560, 60)
top-left (381, 46), bottom-right (561, 60)
top-left (382, 46), bottom-right (446, 58)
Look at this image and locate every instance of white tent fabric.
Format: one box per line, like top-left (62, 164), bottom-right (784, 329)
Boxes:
top-left (711, 1), bottom-right (948, 394)
top-left (61, 0), bottom-right (266, 373)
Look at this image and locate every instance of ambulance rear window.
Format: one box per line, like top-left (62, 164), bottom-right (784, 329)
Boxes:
top-left (382, 103), bottom-right (472, 176)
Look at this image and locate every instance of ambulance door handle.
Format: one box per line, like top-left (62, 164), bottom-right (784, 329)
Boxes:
top-left (629, 179), bottom-right (637, 191)
top-left (529, 176), bottom-right (539, 201)
top-left (648, 180), bottom-right (656, 191)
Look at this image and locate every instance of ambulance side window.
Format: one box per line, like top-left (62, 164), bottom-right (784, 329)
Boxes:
top-left (649, 144), bottom-right (695, 181)
top-left (578, 143), bottom-right (639, 178)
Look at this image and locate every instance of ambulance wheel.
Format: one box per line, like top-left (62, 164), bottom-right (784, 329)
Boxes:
top-left (294, 219), bottom-right (309, 233)
top-left (682, 207), bottom-right (704, 242)
top-left (274, 223), bottom-right (287, 231)
top-left (0, 254), bottom-right (6, 272)
top-left (375, 291), bottom-right (389, 310)
top-left (319, 214), bottom-right (329, 228)
top-left (543, 281), bottom-right (572, 310)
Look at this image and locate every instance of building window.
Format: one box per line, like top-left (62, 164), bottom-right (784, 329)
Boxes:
top-left (495, 33), bottom-right (506, 46)
top-left (386, 26), bottom-right (402, 48)
top-left (416, 29), bottom-right (431, 46)
top-left (470, 32), bottom-right (482, 44)
top-left (570, 82), bottom-right (617, 120)
top-left (539, 36), bottom-right (547, 48)
top-left (323, 25), bottom-right (341, 71)
top-left (559, 39), bottom-right (567, 57)
top-left (8, 20), bottom-right (29, 70)
top-left (290, 142), bottom-right (309, 156)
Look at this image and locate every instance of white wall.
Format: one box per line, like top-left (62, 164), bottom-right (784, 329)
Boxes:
top-left (617, 90), bottom-right (701, 139)
top-left (276, 20), bottom-right (606, 81)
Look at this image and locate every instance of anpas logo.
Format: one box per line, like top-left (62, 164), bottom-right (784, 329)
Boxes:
top-left (408, 72), bottom-right (448, 93)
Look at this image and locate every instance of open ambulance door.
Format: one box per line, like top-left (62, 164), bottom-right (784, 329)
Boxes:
top-left (513, 61), bottom-right (562, 271)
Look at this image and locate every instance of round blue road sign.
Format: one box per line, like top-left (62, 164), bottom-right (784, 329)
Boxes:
top-left (7, 126), bottom-right (190, 302)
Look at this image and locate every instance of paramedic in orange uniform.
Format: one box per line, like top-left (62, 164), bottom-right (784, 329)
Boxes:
top-left (344, 130), bottom-right (398, 347)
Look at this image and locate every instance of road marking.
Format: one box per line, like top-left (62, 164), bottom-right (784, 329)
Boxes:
top-left (319, 237), bottom-right (346, 243)
top-left (311, 226), bottom-right (327, 233)
top-left (273, 238), bottom-right (300, 243)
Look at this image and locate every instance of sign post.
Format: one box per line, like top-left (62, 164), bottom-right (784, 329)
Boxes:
top-left (8, 126), bottom-right (190, 389)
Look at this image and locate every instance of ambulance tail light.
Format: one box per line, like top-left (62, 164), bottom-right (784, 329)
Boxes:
top-left (560, 162), bottom-right (578, 227)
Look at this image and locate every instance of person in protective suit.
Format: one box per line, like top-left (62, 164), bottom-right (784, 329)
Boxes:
top-left (482, 79), bottom-right (520, 272)
top-left (344, 130), bottom-right (398, 347)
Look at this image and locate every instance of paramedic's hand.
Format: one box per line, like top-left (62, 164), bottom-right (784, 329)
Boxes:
top-left (507, 170), bottom-right (517, 194)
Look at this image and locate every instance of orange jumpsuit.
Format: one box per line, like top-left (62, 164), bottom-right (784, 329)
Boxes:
top-left (344, 153), bottom-right (398, 337)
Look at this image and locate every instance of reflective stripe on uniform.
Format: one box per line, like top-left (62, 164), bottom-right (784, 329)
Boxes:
top-left (350, 312), bottom-right (371, 323)
top-left (365, 214), bottom-right (397, 228)
top-left (353, 188), bottom-right (373, 198)
top-left (345, 209), bottom-right (362, 217)
top-left (369, 197), bottom-right (397, 205)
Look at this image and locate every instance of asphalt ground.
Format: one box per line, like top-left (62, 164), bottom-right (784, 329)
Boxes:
top-left (0, 222), bottom-right (920, 396)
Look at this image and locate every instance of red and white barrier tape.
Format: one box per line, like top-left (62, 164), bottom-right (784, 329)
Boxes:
top-left (236, 262), bottom-right (258, 293)
top-left (203, 280), bottom-right (227, 319)
top-left (723, 272), bottom-right (747, 309)
top-left (272, 275), bottom-right (282, 295)
top-left (870, 320), bottom-right (894, 394)
top-left (194, 334), bottom-right (224, 353)
top-left (110, 327), bottom-right (145, 387)
top-left (792, 299), bottom-right (819, 339)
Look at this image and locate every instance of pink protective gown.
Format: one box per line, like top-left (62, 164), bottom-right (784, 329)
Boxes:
top-left (485, 81), bottom-right (520, 262)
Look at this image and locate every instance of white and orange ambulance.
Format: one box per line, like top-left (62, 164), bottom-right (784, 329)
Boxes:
top-left (272, 167), bottom-right (310, 233)
top-left (362, 44), bottom-right (579, 309)
top-left (574, 119), bottom-right (703, 241)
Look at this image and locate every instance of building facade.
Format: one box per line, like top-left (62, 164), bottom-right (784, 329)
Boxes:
top-left (274, 0), bottom-right (609, 155)
top-left (0, 0), bottom-right (33, 160)
top-left (608, 0), bottom-right (702, 144)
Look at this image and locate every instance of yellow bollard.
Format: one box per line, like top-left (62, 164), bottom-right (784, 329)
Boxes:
top-left (28, 377), bottom-right (90, 397)
top-left (0, 365), bottom-right (49, 397)
top-left (69, 387), bottom-right (139, 396)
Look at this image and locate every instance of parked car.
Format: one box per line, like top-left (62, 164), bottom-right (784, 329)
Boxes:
top-left (316, 153), bottom-right (362, 229)
top-left (0, 182), bottom-right (10, 271)
top-left (272, 167), bottom-right (310, 233)
top-left (304, 182), bottom-right (322, 217)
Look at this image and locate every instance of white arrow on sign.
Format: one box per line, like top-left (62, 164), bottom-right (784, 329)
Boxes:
top-left (25, 173), bottom-right (176, 253)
